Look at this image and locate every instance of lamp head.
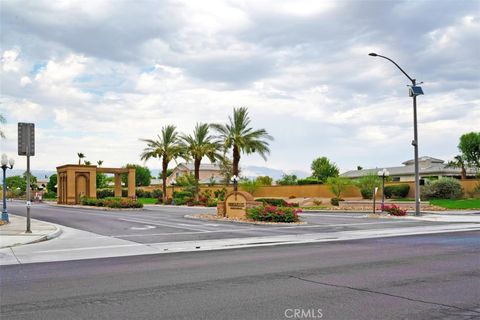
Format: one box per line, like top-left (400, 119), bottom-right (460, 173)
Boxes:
top-left (1, 154), bottom-right (7, 166)
top-left (9, 158), bottom-right (15, 168)
top-left (368, 53), bottom-right (378, 57)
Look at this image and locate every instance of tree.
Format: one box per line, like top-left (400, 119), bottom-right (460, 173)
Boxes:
top-left (96, 174), bottom-right (109, 189)
top-left (310, 157), bottom-right (339, 183)
top-left (123, 164), bottom-right (152, 187)
top-left (0, 114), bottom-right (6, 138)
top-left (159, 169), bottom-right (173, 179)
top-left (458, 132), bottom-right (480, 169)
top-left (256, 176), bottom-right (273, 186)
top-left (77, 153), bottom-right (85, 165)
top-left (355, 174), bottom-right (380, 199)
top-left (180, 123), bottom-right (222, 201)
top-left (84, 160), bottom-right (91, 166)
top-left (447, 155), bottom-right (467, 180)
top-left (211, 107), bottom-right (273, 176)
top-left (326, 176), bottom-right (351, 199)
top-left (140, 125), bottom-right (185, 203)
top-left (218, 157), bottom-right (236, 185)
top-left (97, 160), bottom-right (104, 167)
top-left (47, 174), bottom-right (57, 193)
top-left (276, 174), bottom-right (297, 185)
top-left (6, 176), bottom-right (26, 194)
top-left (239, 178), bottom-right (261, 196)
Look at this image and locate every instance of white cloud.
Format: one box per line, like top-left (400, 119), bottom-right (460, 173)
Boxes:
top-left (0, 1), bottom-right (478, 173)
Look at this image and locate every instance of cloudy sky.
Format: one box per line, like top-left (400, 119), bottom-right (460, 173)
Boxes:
top-left (1, 0), bottom-right (479, 175)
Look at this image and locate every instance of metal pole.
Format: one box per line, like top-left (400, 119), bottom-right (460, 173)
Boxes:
top-left (26, 137), bottom-right (32, 233)
top-left (412, 79), bottom-right (421, 216)
top-left (2, 167), bottom-right (8, 222)
top-left (381, 175), bottom-right (385, 212)
top-left (373, 189), bottom-right (376, 214)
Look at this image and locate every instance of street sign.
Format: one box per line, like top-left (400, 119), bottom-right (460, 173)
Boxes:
top-left (18, 123), bottom-right (35, 156)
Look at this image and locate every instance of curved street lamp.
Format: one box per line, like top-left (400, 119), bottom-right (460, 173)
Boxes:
top-left (2, 153), bottom-right (15, 222)
top-left (369, 53), bottom-right (423, 216)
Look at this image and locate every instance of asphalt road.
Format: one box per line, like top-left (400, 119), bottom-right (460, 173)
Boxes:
top-left (1, 231), bottom-right (479, 320)
top-left (7, 202), bottom-right (454, 244)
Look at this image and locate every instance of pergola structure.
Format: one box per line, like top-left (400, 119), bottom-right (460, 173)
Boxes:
top-left (57, 164), bottom-right (135, 205)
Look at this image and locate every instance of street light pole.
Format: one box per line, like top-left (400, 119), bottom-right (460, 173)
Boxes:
top-left (377, 168), bottom-right (389, 212)
top-left (1, 154), bottom-right (15, 223)
top-left (369, 53), bottom-right (423, 216)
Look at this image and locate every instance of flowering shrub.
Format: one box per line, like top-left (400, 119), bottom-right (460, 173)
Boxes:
top-left (383, 204), bottom-right (407, 216)
top-left (81, 197), bottom-right (143, 208)
top-left (256, 198), bottom-right (299, 207)
top-left (246, 206), bottom-right (301, 223)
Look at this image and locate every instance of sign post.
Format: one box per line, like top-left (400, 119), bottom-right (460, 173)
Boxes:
top-left (18, 123), bottom-right (35, 233)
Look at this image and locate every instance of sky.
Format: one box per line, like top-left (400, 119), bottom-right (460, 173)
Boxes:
top-left (1, 0), bottom-right (479, 176)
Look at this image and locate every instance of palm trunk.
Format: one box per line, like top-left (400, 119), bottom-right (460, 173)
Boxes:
top-left (232, 145), bottom-right (240, 176)
top-left (194, 158), bottom-right (201, 202)
top-left (162, 158), bottom-right (168, 203)
top-left (461, 166), bottom-right (466, 180)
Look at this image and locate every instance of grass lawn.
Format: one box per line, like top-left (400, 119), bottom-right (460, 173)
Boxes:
top-left (138, 198), bottom-right (158, 205)
top-left (429, 199), bottom-right (480, 209)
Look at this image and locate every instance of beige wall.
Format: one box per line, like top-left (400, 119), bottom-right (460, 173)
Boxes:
top-left (166, 167), bottom-right (222, 185)
top-left (140, 179), bottom-right (480, 199)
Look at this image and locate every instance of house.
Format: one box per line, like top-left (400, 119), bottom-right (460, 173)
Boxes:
top-left (341, 156), bottom-right (477, 182)
top-left (166, 162), bottom-right (222, 185)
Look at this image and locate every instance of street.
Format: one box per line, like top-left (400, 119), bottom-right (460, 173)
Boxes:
top-left (1, 231), bottom-right (479, 320)
top-left (5, 202), bottom-right (460, 243)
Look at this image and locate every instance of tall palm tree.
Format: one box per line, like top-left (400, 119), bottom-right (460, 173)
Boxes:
top-left (447, 155), bottom-right (467, 180)
top-left (140, 125), bottom-right (185, 203)
top-left (211, 107), bottom-right (273, 176)
top-left (0, 114), bottom-right (6, 138)
top-left (97, 160), bottom-right (104, 167)
top-left (180, 123), bottom-right (222, 200)
top-left (77, 152), bottom-right (85, 165)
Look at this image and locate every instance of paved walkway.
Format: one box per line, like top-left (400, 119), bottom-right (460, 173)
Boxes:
top-left (0, 214), bottom-right (62, 249)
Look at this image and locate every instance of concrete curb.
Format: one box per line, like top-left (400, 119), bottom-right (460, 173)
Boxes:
top-left (47, 203), bottom-right (145, 211)
top-left (0, 225), bottom-right (63, 249)
top-left (184, 214), bottom-right (307, 225)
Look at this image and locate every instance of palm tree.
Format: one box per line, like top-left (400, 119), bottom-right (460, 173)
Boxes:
top-left (0, 114), bottom-right (6, 138)
top-left (97, 160), bottom-right (104, 167)
top-left (140, 125), bottom-right (185, 203)
top-left (77, 152), bottom-right (85, 165)
top-left (180, 123), bottom-right (222, 200)
top-left (447, 155), bottom-right (467, 180)
top-left (84, 160), bottom-right (91, 166)
top-left (211, 107), bottom-right (273, 176)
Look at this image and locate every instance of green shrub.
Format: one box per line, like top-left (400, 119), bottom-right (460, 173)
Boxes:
top-left (206, 198), bottom-right (218, 207)
top-left (173, 197), bottom-right (187, 206)
top-left (42, 191), bottom-right (57, 199)
top-left (297, 177), bottom-right (322, 185)
top-left (256, 198), bottom-right (287, 206)
top-left (97, 189), bottom-right (114, 198)
top-left (174, 190), bottom-right (193, 199)
top-left (384, 184), bottom-right (410, 198)
top-left (246, 206), bottom-right (301, 223)
top-left (135, 188), bottom-right (152, 198)
top-left (214, 188), bottom-right (227, 201)
top-left (151, 189), bottom-right (163, 199)
top-left (80, 197), bottom-right (143, 208)
top-left (421, 178), bottom-right (463, 199)
top-left (330, 197), bottom-right (342, 206)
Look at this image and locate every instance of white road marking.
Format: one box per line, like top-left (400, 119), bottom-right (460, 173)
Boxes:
top-left (117, 217), bottom-right (212, 232)
top-left (130, 225), bottom-right (156, 230)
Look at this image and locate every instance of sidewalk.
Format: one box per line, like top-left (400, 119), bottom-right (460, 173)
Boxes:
top-left (0, 214), bottom-right (62, 249)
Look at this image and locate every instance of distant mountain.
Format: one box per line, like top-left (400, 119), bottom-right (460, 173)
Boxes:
top-left (242, 166), bottom-right (309, 180)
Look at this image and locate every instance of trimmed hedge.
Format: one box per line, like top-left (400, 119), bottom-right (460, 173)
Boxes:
top-left (81, 197), bottom-right (143, 208)
top-left (384, 184), bottom-right (410, 198)
top-left (256, 198), bottom-right (299, 207)
top-left (297, 177), bottom-right (322, 185)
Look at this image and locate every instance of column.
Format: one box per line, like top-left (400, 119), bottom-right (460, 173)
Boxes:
top-left (114, 174), bottom-right (122, 197)
top-left (128, 169), bottom-right (135, 198)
